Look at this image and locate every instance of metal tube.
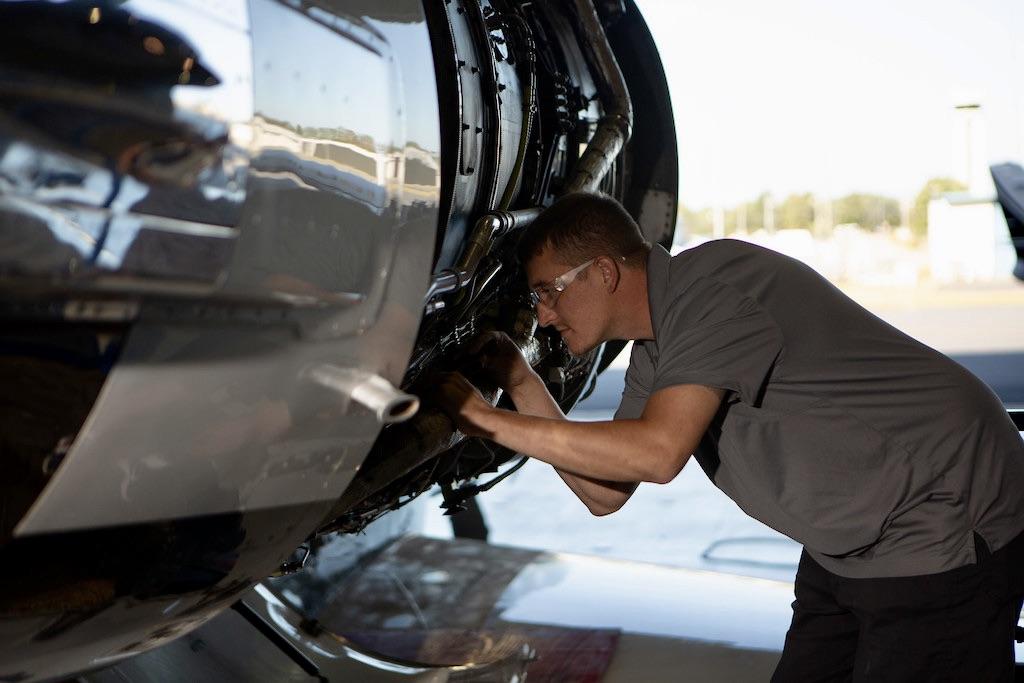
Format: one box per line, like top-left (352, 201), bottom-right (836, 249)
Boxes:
top-left (424, 268), bottom-right (470, 302)
top-left (425, 206), bottom-right (542, 308)
top-left (308, 365), bottom-right (419, 425)
top-left (565, 0), bottom-right (633, 194)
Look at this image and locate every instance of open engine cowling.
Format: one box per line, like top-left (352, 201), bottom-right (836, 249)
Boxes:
top-left (0, 1), bottom-right (676, 680)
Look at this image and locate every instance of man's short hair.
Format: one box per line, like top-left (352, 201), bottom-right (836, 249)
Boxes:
top-left (518, 192), bottom-right (651, 268)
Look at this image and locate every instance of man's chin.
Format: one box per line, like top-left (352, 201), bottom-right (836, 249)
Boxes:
top-left (563, 335), bottom-right (598, 357)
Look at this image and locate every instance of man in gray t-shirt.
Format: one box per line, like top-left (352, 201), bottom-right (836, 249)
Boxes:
top-left (437, 192), bottom-right (1024, 681)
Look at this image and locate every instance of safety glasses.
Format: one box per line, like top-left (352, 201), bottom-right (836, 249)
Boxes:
top-left (528, 258), bottom-right (595, 309)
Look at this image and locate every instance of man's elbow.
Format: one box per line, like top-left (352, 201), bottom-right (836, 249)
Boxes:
top-left (645, 448), bottom-right (690, 485)
top-left (647, 468), bottom-right (677, 485)
top-left (587, 501), bottom-right (623, 517)
top-left (584, 485), bottom-right (638, 516)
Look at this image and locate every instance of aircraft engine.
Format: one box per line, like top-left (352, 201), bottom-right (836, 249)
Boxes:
top-left (0, 0), bottom-right (676, 679)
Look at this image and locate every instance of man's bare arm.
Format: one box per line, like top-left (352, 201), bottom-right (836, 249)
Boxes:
top-left (441, 373), bottom-right (724, 488)
top-left (504, 371), bottom-right (641, 515)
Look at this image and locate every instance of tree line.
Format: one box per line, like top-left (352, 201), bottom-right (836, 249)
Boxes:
top-left (681, 177), bottom-right (966, 240)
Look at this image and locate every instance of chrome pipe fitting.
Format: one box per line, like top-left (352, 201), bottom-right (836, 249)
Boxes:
top-left (309, 365), bottom-right (419, 424)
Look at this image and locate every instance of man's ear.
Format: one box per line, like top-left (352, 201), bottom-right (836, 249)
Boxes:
top-left (596, 255), bottom-right (620, 292)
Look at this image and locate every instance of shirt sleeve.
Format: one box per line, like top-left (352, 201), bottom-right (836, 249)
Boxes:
top-left (614, 342), bottom-right (655, 420)
top-left (652, 276), bottom-right (783, 407)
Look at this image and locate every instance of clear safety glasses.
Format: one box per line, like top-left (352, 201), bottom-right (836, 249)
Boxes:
top-left (528, 258), bottom-right (595, 309)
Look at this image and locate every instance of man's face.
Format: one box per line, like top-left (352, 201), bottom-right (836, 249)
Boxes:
top-left (525, 246), bottom-right (607, 356)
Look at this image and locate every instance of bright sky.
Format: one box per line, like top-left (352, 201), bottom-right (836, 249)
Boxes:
top-left (637, 0), bottom-right (1024, 208)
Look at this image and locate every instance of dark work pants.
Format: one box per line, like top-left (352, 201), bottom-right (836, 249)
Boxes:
top-left (772, 531), bottom-right (1024, 682)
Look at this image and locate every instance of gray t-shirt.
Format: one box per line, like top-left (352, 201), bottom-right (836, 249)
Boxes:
top-left (615, 240), bottom-right (1024, 578)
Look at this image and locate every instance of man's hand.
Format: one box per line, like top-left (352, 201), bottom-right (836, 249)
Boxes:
top-left (434, 372), bottom-right (496, 439)
top-left (468, 331), bottom-right (538, 393)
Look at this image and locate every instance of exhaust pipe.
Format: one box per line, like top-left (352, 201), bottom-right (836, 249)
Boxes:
top-left (308, 365), bottom-right (419, 424)
top-left (566, 0), bottom-right (633, 194)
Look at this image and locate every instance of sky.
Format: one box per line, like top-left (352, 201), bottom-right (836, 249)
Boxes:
top-left (636, 0), bottom-right (1024, 209)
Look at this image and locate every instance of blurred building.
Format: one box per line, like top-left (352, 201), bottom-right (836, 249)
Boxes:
top-left (927, 101), bottom-right (1016, 283)
top-left (928, 192), bottom-right (1014, 283)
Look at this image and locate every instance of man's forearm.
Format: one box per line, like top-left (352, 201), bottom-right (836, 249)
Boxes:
top-left (437, 369), bottom-right (718, 495)
top-left (506, 373), bottom-right (639, 514)
top-left (498, 374), bottom-right (670, 483)
top-left (476, 408), bottom-right (672, 483)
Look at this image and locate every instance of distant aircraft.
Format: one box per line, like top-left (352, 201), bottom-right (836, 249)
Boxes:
top-left (992, 162), bottom-right (1024, 282)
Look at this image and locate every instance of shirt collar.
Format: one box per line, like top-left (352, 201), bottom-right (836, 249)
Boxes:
top-left (645, 244), bottom-right (672, 340)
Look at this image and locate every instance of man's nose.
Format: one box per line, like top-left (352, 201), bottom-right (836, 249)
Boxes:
top-left (535, 300), bottom-right (557, 327)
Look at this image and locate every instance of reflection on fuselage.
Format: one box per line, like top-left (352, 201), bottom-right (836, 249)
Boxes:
top-left (270, 532), bottom-right (792, 680)
top-left (250, 118), bottom-right (393, 211)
